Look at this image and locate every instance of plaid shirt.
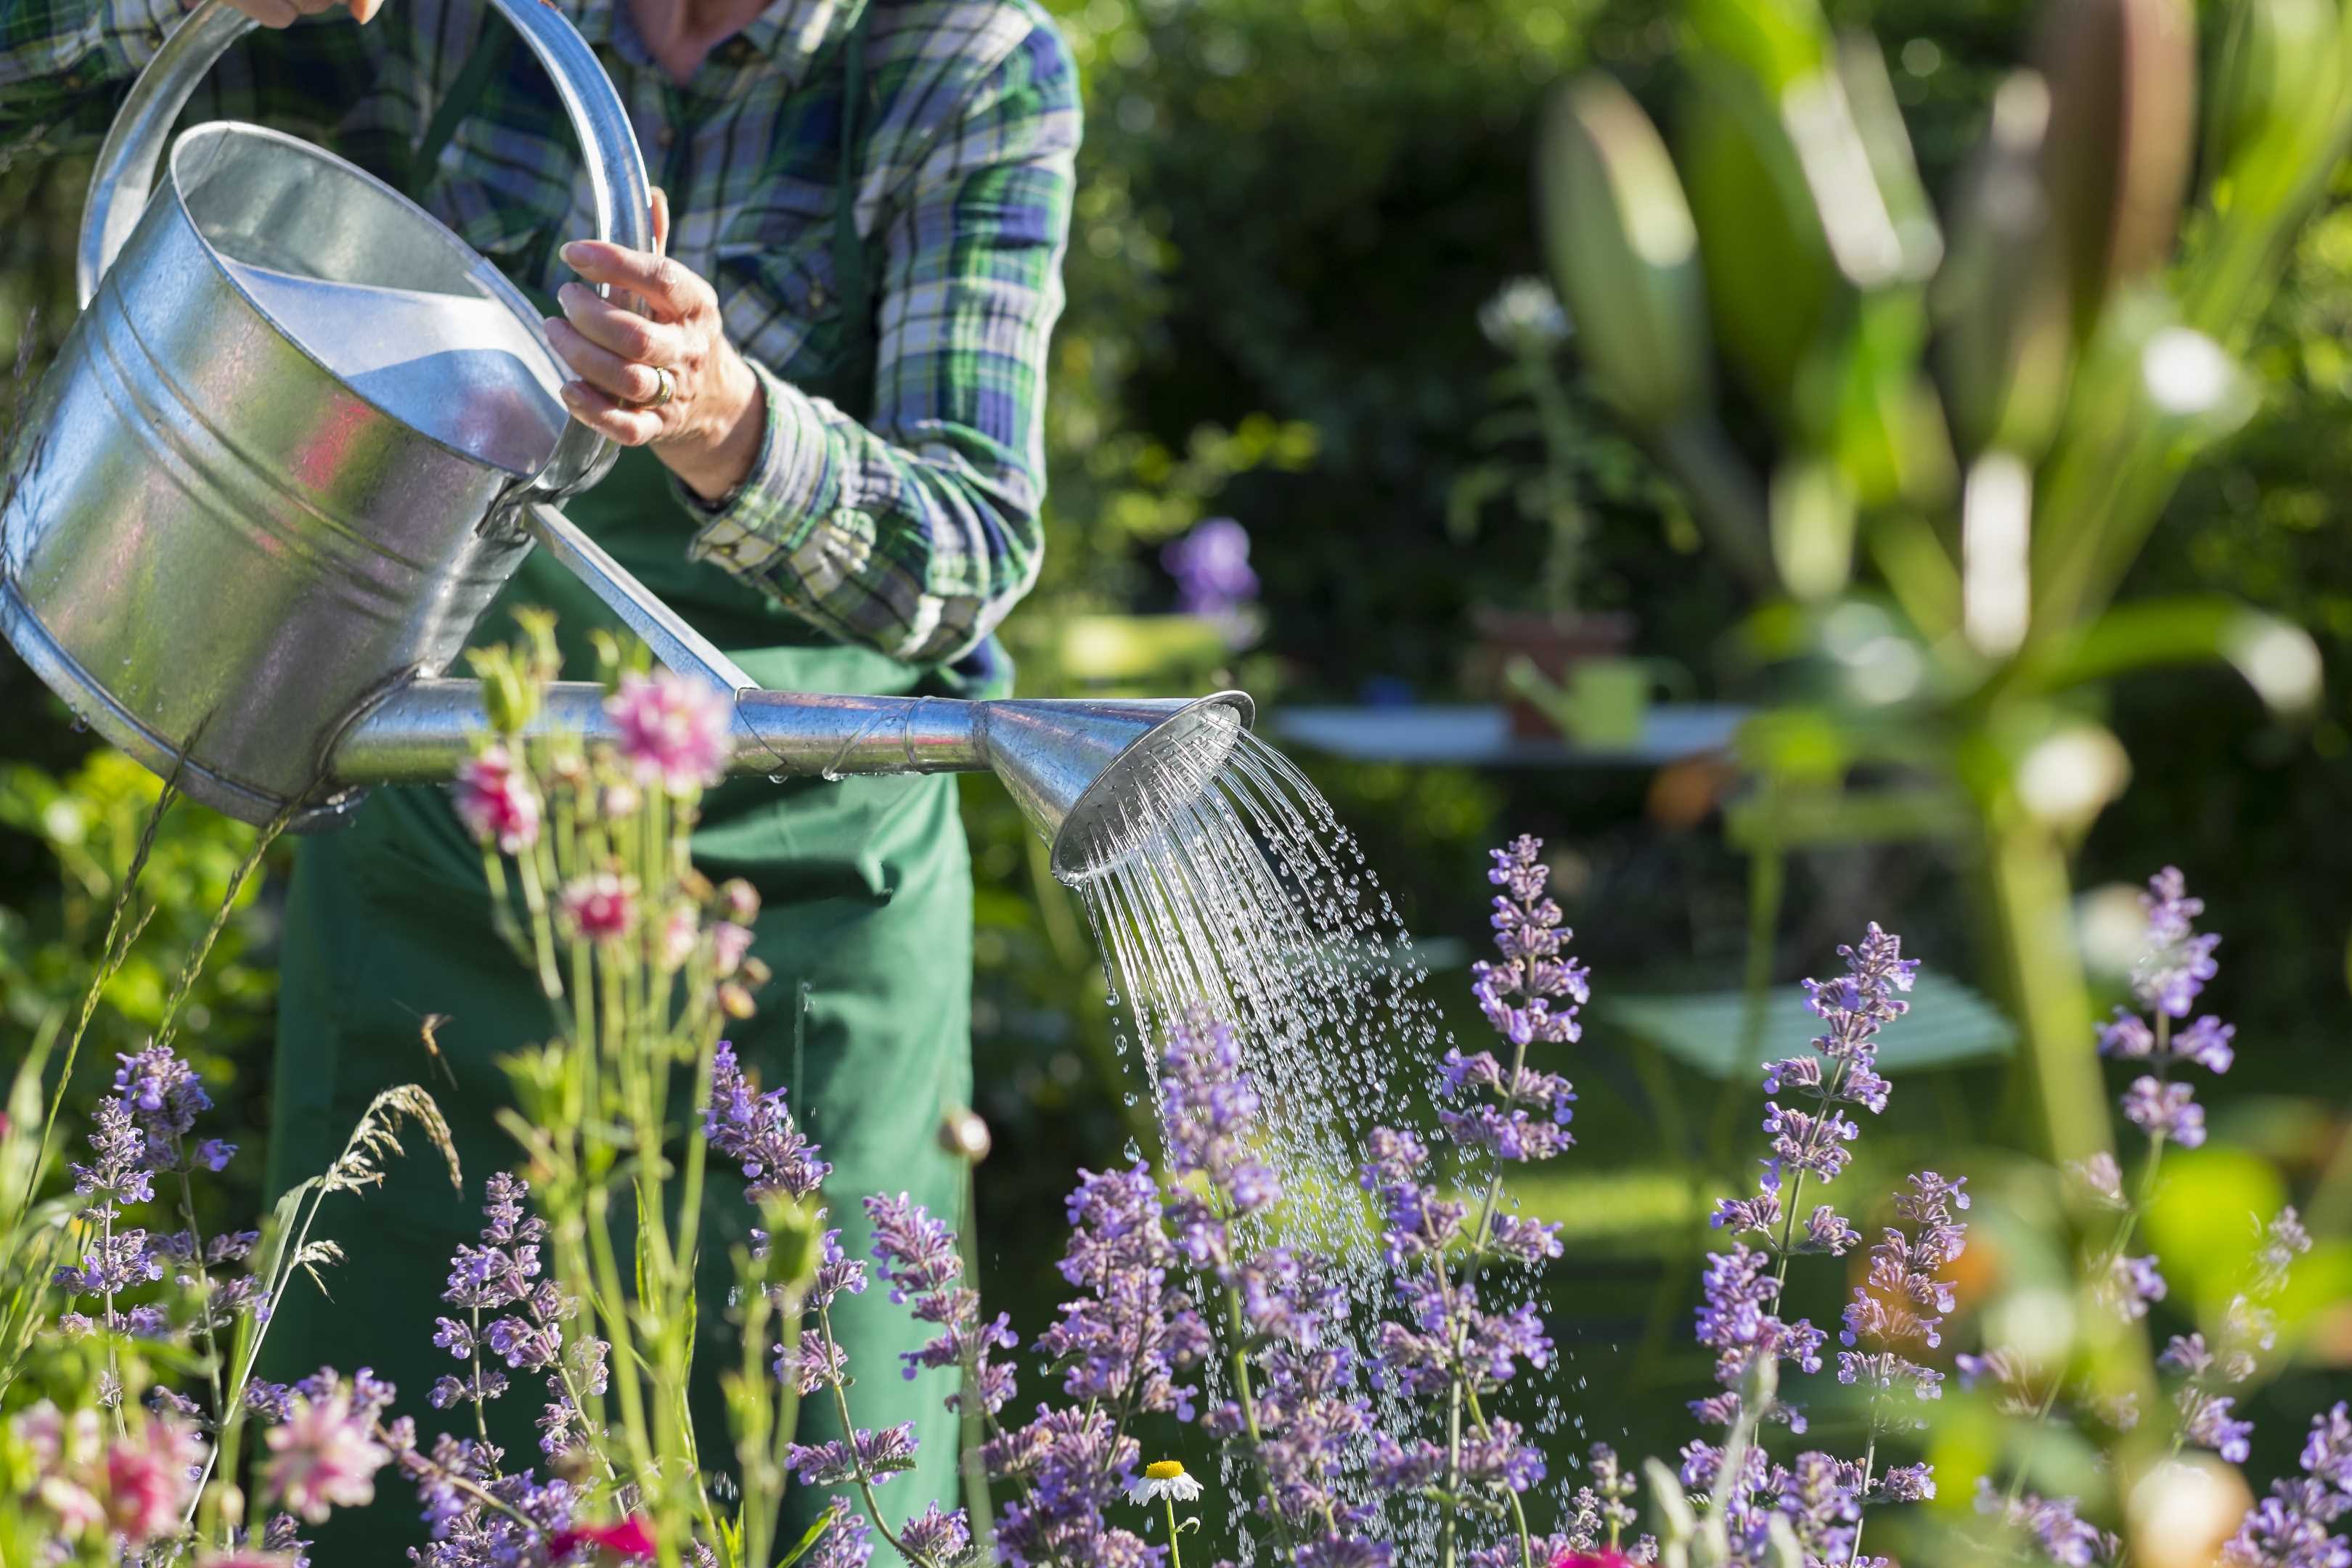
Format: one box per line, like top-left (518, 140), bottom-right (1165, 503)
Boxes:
top-left (0, 0), bottom-right (1077, 667)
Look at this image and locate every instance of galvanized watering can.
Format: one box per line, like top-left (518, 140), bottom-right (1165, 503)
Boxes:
top-left (0, 0), bottom-right (1248, 883)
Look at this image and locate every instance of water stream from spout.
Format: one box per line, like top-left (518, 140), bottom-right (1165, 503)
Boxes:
top-left (1069, 727), bottom-right (1576, 1555)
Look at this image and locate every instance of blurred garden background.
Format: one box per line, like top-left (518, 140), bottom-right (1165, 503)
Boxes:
top-left (7, 0), bottom-right (2352, 1548)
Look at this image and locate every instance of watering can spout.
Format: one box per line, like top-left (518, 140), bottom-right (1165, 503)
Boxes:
top-left (327, 683), bottom-right (1254, 885)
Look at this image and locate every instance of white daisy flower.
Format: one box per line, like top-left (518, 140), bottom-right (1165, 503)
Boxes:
top-left (1130, 1459), bottom-right (1204, 1506)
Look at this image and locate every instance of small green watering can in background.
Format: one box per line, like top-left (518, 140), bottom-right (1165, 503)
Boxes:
top-left (1504, 655), bottom-right (1692, 749)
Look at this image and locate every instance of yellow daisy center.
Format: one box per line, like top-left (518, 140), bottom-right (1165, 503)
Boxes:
top-left (1145, 1460), bottom-right (1188, 1481)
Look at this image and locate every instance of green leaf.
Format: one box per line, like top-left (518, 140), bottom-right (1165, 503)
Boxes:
top-left (2022, 596), bottom-right (2323, 713)
top-left (1932, 74), bottom-right (2075, 460)
top-left (774, 1511), bottom-right (839, 1568)
top-left (1604, 966), bottom-right (2017, 1079)
top-left (1538, 74), bottom-right (1713, 430)
top-left (1678, 61), bottom-right (1839, 428)
top-left (1686, 0), bottom-right (1831, 95)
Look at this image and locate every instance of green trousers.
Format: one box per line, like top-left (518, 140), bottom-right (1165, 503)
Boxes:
top-left (261, 452), bottom-right (976, 1560)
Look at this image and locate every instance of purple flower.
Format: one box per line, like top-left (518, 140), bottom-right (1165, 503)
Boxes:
top-left (2122, 1076), bottom-right (2208, 1148)
top-left (1467, 836), bottom-right (1591, 1058)
top-left (1035, 1164), bottom-right (1204, 1421)
top-left (1750, 923), bottom-right (1916, 1202)
top-left (1691, 1244), bottom-right (1824, 1428)
top-left (804, 1501), bottom-right (875, 1568)
top-left (70, 1095), bottom-right (154, 1208)
top-left (989, 1406), bottom-right (1151, 1567)
top-left (2225, 1405), bottom-right (2352, 1567)
top-left (898, 1502), bottom-right (971, 1562)
top-left (703, 1042), bottom-right (830, 1201)
top-left (1162, 516), bottom-right (1260, 618)
top-left (2100, 1253), bottom-right (2170, 1321)
top-left (1360, 1127), bottom-right (1466, 1263)
top-left (785, 1422), bottom-right (919, 1487)
top-left (2135, 867), bottom-right (2221, 1018)
top-left (113, 1045), bottom-right (224, 1170)
top-left (864, 1192), bottom-right (1021, 1417)
top-left (395, 1428), bottom-right (579, 1567)
top-left (2183, 1391), bottom-right (2255, 1463)
top-left (1978, 1479), bottom-right (2119, 1566)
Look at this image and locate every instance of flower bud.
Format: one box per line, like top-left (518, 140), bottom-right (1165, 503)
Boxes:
top-left (718, 981), bottom-right (757, 1020)
top-left (1538, 74), bottom-right (1713, 431)
top-left (598, 780), bottom-right (641, 822)
top-left (465, 646), bottom-right (539, 738)
top-left (719, 878), bottom-right (761, 922)
top-left (763, 1196), bottom-right (826, 1293)
top-left (937, 1106), bottom-right (993, 1164)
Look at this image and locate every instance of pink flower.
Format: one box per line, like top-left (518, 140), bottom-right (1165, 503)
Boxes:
top-left (605, 671), bottom-right (731, 797)
top-left (453, 746), bottom-right (542, 853)
top-left (264, 1388), bottom-right (391, 1524)
top-left (659, 906), bottom-right (700, 970)
top-left (15, 1401), bottom-right (107, 1540)
top-left (560, 873), bottom-right (639, 944)
top-left (551, 1514), bottom-right (658, 1561)
top-left (1551, 1554), bottom-right (1636, 1568)
top-left (711, 920), bottom-right (754, 977)
top-left (105, 1415), bottom-right (203, 1543)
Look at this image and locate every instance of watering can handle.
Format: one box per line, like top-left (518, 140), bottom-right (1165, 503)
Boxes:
top-left (76, 0), bottom-right (653, 500)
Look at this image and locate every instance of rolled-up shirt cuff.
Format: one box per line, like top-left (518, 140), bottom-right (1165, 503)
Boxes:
top-left (112, 0), bottom-right (189, 72)
top-left (679, 360), bottom-right (841, 575)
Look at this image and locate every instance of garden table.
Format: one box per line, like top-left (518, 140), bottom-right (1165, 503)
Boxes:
top-left (1267, 701), bottom-right (1750, 768)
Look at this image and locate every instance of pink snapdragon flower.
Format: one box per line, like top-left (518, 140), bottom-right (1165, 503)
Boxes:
top-left (453, 746), bottom-right (542, 853)
top-left (105, 1414), bottom-right (204, 1543)
top-left (264, 1388), bottom-right (392, 1524)
top-left (560, 873), bottom-right (639, 944)
top-left (606, 671), bottom-right (731, 796)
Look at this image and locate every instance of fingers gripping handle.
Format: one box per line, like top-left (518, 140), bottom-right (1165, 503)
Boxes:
top-left (76, 0), bottom-right (653, 498)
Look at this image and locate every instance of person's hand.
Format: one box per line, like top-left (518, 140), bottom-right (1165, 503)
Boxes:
top-left (198, 0), bottom-right (384, 28)
top-left (547, 189), bottom-right (768, 502)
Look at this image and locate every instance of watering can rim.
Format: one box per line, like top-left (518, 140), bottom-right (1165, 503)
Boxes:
top-left (78, 0), bottom-right (654, 500)
top-left (1035, 690), bottom-right (1254, 885)
top-left (160, 119), bottom-right (571, 485)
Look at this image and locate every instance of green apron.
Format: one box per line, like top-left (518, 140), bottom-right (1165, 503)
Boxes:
top-left (262, 15), bottom-right (973, 1556)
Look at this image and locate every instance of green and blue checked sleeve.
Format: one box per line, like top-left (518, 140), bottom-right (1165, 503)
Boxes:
top-left (681, 20), bottom-right (1079, 667)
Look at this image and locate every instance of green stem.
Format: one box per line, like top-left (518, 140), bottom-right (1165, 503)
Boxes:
top-left (1220, 1280), bottom-right (1294, 1553)
top-left (171, 1144), bottom-right (227, 1424)
top-left (815, 1304), bottom-right (934, 1568)
top-left (1165, 1498), bottom-right (1184, 1568)
top-left (1845, 1429), bottom-right (1879, 1568)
